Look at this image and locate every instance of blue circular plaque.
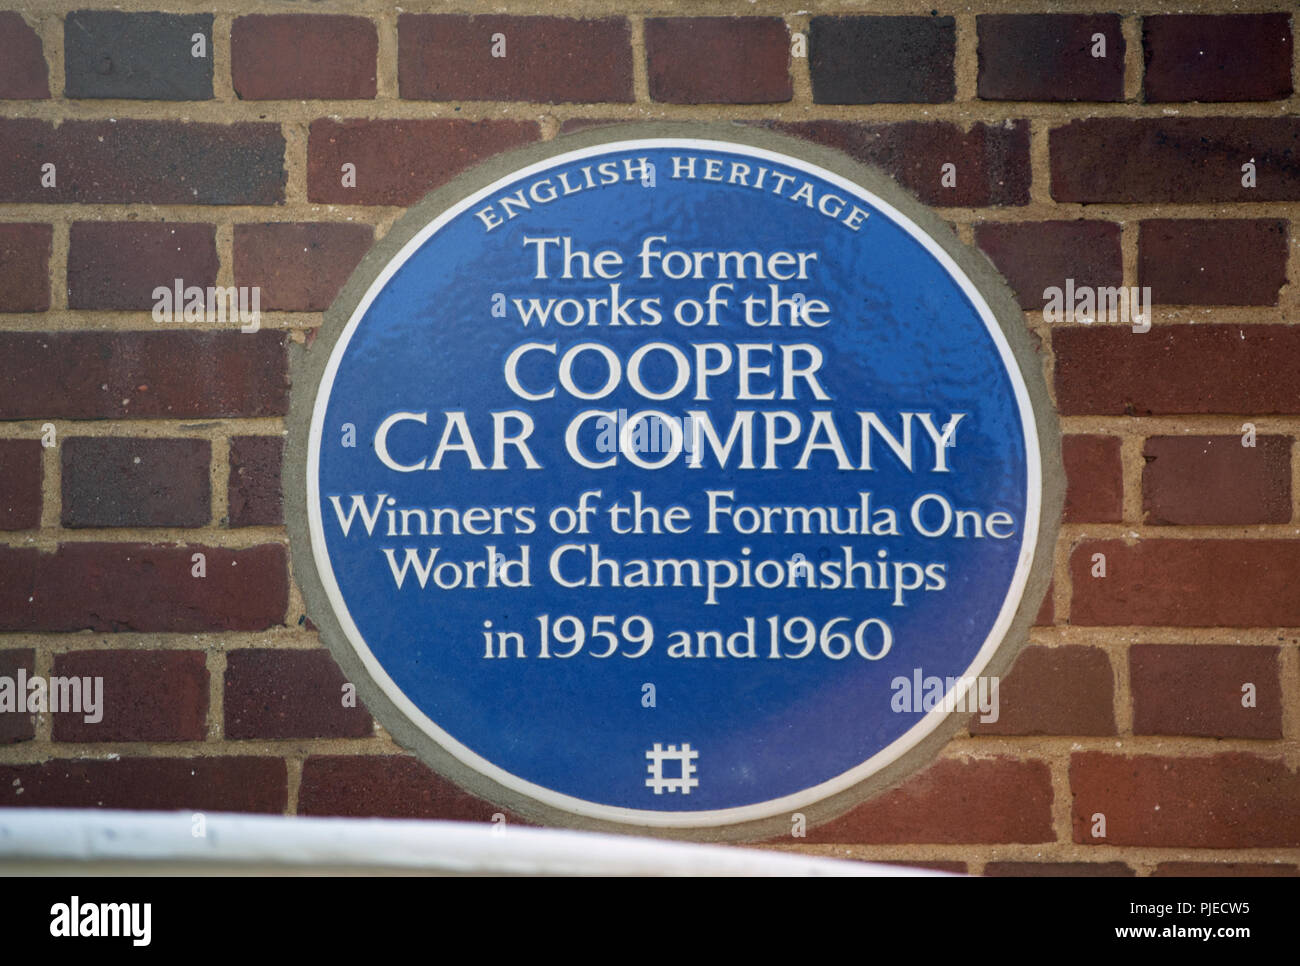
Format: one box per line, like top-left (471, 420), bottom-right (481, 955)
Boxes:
top-left (290, 127), bottom-right (1060, 835)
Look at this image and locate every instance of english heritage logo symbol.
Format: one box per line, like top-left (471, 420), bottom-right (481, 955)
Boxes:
top-left (286, 125), bottom-right (1062, 838)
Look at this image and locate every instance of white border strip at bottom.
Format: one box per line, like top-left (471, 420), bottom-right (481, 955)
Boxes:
top-left (0, 808), bottom-right (951, 877)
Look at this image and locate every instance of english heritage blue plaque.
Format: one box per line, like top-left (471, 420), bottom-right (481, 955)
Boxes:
top-left (288, 126), bottom-right (1062, 837)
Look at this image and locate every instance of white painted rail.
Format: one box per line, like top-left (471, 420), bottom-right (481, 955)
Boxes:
top-left (0, 808), bottom-right (951, 876)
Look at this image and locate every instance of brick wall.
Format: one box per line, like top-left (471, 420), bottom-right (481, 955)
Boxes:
top-left (1, 3), bottom-right (1298, 876)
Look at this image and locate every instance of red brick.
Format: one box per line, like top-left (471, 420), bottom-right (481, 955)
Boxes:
top-left (1071, 752), bottom-right (1300, 847)
top-left (51, 650), bottom-right (208, 742)
top-left (1050, 117), bottom-right (1300, 203)
top-left (0, 119), bottom-right (284, 204)
top-left (0, 331), bottom-right (288, 420)
top-left (0, 13), bottom-right (49, 99)
top-left (0, 757), bottom-right (286, 813)
top-left (225, 649), bottom-right (372, 740)
top-left (1071, 539), bottom-right (1300, 627)
top-left (1153, 862), bottom-right (1299, 877)
top-left (1143, 435), bottom-right (1291, 526)
top-left (810, 16), bottom-right (954, 104)
top-left (1144, 14), bottom-right (1293, 103)
top-left (978, 15), bottom-right (1124, 102)
top-left (298, 755), bottom-right (531, 823)
top-left (1054, 326), bottom-right (1300, 416)
top-left (0, 543), bottom-right (287, 632)
top-left (1130, 644), bottom-right (1281, 739)
top-left (974, 220), bottom-right (1121, 311)
top-left (228, 435), bottom-right (283, 528)
top-left (646, 18), bottom-right (791, 104)
top-left (970, 645), bottom-right (1115, 736)
top-left (399, 15), bottom-right (632, 103)
top-left (62, 436), bottom-right (210, 528)
top-left (0, 439), bottom-right (42, 531)
top-left (1063, 434), bottom-right (1123, 523)
top-left (1139, 219), bottom-right (1287, 306)
top-left (985, 861), bottom-right (1134, 877)
top-left (770, 120), bottom-right (1030, 207)
top-left (1035, 581), bottom-right (1054, 626)
top-left (0, 649), bottom-right (36, 743)
top-left (802, 757), bottom-right (1054, 844)
top-left (307, 119), bottom-right (538, 206)
top-left (233, 223), bottom-right (371, 312)
top-left (232, 15), bottom-right (377, 100)
top-left (68, 222), bottom-right (218, 311)
top-left (0, 223), bottom-right (52, 311)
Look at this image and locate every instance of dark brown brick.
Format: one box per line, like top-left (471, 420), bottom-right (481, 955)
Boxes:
top-left (233, 222), bottom-right (372, 312)
top-left (1153, 862), bottom-right (1299, 877)
top-left (1143, 435), bottom-right (1291, 526)
top-left (0, 119), bottom-right (285, 204)
top-left (61, 436), bottom-right (210, 528)
top-left (0, 13), bottom-right (49, 99)
top-left (1071, 752), bottom-right (1300, 847)
top-left (1063, 434), bottom-right (1123, 523)
top-left (0, 439), bottom-right (42, 531)
top-left (810, 16), bottom-right (954, 104)
top-left (232, 15), bottom-right (377, 100)
top-left (970, 645), bottom-right (1115, 736)
top-left (974, 221), bottom-right (1121, 311)
top-left (68, 222), bottom-right (218, 311)
top-left (1139, 219), bottom-right (1287, 306)
top-left (1130, 644), bottom-right (1281, 739)
top-left (0, 757), bottom-right (286, 813)
top-left (1050, 117), bottom-right (1300, 203)
top-left (0, 223), bottom-right (53, 311)
top-left (802, 757), bottom-right (1054, 844)
top-left (1071, 539), bottom-right (1300, 627)
top-left (225, 649), bottom-right (371, 740)
top-left (228, 435), bottom-right (283, 528)
top-left (1054, 326), bottom-right (1300, 416)
top-left (985, 861), bottom-right (1134, 877)
top-left (0, 543), bottom-right (287, 632)
top-left (51, 650), bottom-right (208, 742)
top-left (0, 649), bottom-right (36, 743)
top-left (299, 755), bottom-right (531, 823)
top-left (978, 15), bottom-right (1124, 102)
top-left (64, 11), bottom-right (212, 101)
top-left (1144, 14), bottom-right (1293, 103)
top-left (770, 120), bottom-right (1030, 207)
top-left (307, 119), bottom-right (538, 206)
top-left (0, 331), bottom-right (288, 420)
top-left (399, 14), bottom-right (632, 103)
top-left (646, 18), bottom-right (791, 104)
